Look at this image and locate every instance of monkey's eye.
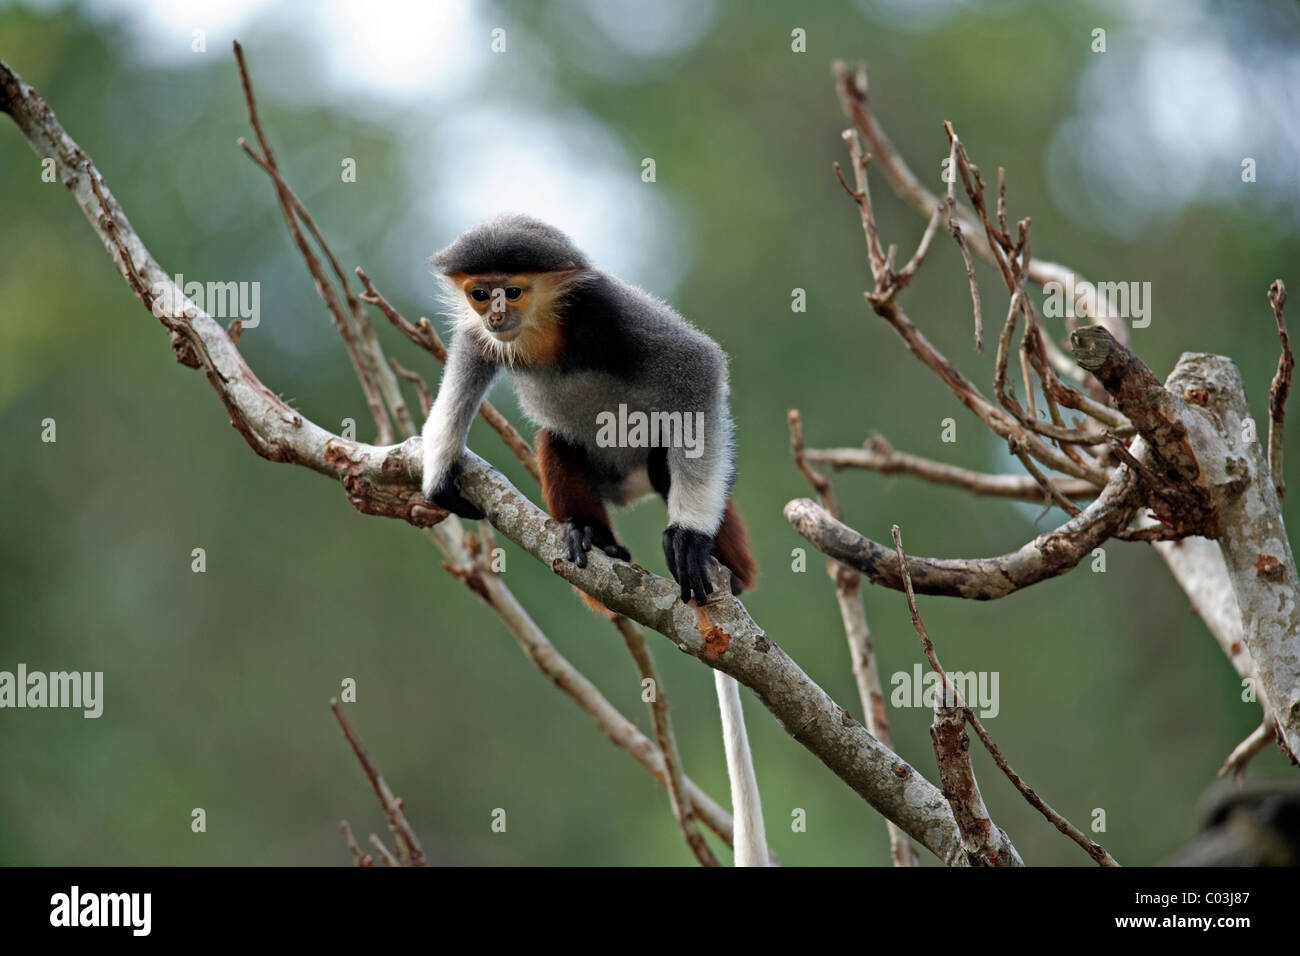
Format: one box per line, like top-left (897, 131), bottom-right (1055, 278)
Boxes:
top-left (505, 287), bottom-right (523, 300)
top-left (470, 289), bottom-right (490, 302)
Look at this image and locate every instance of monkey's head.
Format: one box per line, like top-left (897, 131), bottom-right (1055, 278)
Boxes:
top-left (432, 215), bottom-right (591, 360)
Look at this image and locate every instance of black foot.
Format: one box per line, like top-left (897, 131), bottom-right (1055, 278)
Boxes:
top-left (662, 525), bottom-right (716, 605)
top-left (562, 519), bottom-right (630, 568)
top-left (425, 460), bottom-right (485, 520)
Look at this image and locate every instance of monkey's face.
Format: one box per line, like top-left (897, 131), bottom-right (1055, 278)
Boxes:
top-left (457, 274), bottom-right (535, 342)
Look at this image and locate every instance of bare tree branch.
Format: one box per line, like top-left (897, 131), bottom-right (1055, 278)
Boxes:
top-left (1161, 355), bottom-right (1300, 762)
top-left (941, 130), bottom-right (983, 352)
top-left (1219, 721), bottom-right (1277, 779)
top-left (825, 65), bottom-right (1286, 734)
top-left (232, 42), bottom-right (395, 444)
top-left (892, 525), bottom-right (1116, 866)
top-left (236, 135), bottom-right (415, 442)
top-left (786, 464), bottom-right (1139, 600)
top-left (1068, 328), bottom-right (1208, 489)
top-left (891, 526), bottom-right (1021, 866)
top-left (834, 132), bottom-right (887, 278)
top-left (832, 60), bottom-right (1130, 346)
top-left (331, 698), bottom-right (427, 866)
top-left (368, 833), bottom-right (400, 867)
top-left (389, 356), bottom-right (433, 416)
top-left (1267, 279), bottom-right (1292, 498)
top-left (930, 701), bottom-right (1014, 866)
top-left (338, 820), bottom-right (373, 867)
top-left (805, 435), bottom-right (1098, 502)
top-left (434, 522), bottom-right (757, 855)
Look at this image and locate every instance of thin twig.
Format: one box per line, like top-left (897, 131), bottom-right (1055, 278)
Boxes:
top-left (996, 167), bottom-right (1008, 238)
top-left (943, 131), bottom-right (982, 352)
top-left (232, 41), bottom-right (394, 444)
top-left (833, 62), bottom-right (1128, 345)
top-left (368, 833), bottom-right (400, 867)
top-left (836, 130), bottom-right (887, 279)
top-left (893, 207), bottom-right (944, 292)
top-left (789, 409), bottom-right (840, 515)
top-left (806, 434), bottom-right (1099, 501)
top-left (1267, 279), bottom-right (1292, 498)
top-left (339, 820), bottom-right (373, 866)
top-left (1218, 721), bottom-right (1276, 779)
top-left (390, 357), bottom-right (433, 416)
top-left (356, 266), bottom-right (448, 361)
top-left (1010, 438), bottom-right (1081, 518)
top-left (330, 698), bottom-right (427, 866)
top-left (238, 140), bottom-right (415, 440)
top-left (868, 294), bottom-right (1110, 484)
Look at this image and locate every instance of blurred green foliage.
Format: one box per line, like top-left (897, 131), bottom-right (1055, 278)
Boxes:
top-left (2, 0), bottom-right (1298, 866)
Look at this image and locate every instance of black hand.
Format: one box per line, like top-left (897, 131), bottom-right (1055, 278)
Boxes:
top-left (427, 460), bottom-right (485, 520)
top-left (662, 525), bottom-right (715, 605)
top-left (561, 519), bottom-right (630, 568)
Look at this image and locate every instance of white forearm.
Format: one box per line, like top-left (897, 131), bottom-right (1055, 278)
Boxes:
top-left (421, 338), bottom-right (497, 496)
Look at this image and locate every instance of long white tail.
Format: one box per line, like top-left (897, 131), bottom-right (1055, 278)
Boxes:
top-left (714, 671), bottom-right (768, 866)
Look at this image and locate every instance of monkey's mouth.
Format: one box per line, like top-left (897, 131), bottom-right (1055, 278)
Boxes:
top-left (483, 317), bottom-right (522, 342)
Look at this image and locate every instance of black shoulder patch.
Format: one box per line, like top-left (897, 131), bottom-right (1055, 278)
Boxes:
top-left (551, 275), bottom-right (641, 377)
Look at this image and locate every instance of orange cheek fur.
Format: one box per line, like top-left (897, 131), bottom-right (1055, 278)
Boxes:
top-left (500, 273), bottom-right (574, 367)
top-left (511, 312), bottom-right (565, 366)
top-left (447, 271), bottom-right (574, 367)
